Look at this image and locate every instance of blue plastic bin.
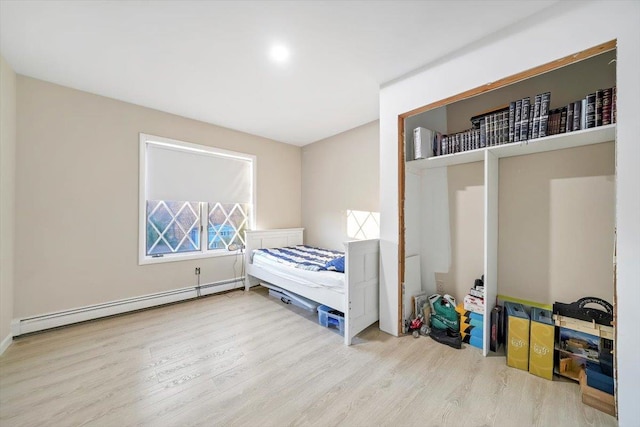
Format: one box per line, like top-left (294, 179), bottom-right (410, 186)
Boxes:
top-left (317, 305), bottom-right (345, 335)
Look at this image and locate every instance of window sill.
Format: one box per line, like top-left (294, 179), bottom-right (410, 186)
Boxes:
top-left (139, 249), bottom-right (244, 266)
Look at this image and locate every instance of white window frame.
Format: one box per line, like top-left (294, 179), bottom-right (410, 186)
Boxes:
top-left (139, 133), bottom-right (256, 265)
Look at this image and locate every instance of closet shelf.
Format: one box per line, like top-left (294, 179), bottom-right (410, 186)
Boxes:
top-left (407, 124), bottom-right (615, 171)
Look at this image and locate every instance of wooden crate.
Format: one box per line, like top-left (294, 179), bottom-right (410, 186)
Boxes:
top-left (553, 314), bottom-right (614, 340)
top-left (579, 369), bottom-right (615, 416)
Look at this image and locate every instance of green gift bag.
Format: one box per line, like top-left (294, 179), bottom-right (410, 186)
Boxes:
top-left (430, 294), bottom-right (459, 330)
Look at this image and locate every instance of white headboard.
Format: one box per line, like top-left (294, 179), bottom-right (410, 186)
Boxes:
top-left (244, 228), bottom-right (304, 259)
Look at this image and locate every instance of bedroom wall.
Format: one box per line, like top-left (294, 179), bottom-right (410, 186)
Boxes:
top-left (433, 161), bottom-right (484, 303)
top-left (433, 143), bottom-right (615, 307)
top-left (379, 1), bottom-right (639, 423)
top-left (498, 142), bottom-right (615, 305)
top-left (301, 120), bottom-right (379, 251)
top-left (0, 55), bottom-right (16, 351)
top-left (14, 76), bottom-right (302, 318)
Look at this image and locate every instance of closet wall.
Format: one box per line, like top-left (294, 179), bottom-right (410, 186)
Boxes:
top-left (379, 2), bottom-right (639, 423)
top-left (408, 51), bottom-right (617, 306)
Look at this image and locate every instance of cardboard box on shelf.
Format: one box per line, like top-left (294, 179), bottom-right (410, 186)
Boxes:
top-left (456, 303), bottom-right (483, 320)
top-left (460, 322), bottom-right (483, 337)
top-left (460, 315), bottom-right (483, 328)
top-left (463, 295), bottom-right (485, 315)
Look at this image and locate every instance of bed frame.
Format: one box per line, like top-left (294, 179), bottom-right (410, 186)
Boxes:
top-left (244, 228), bottom-right (379, 345)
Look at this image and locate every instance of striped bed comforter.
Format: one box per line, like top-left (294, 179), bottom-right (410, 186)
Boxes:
top-left (252, 245), bottom-right (344, 272)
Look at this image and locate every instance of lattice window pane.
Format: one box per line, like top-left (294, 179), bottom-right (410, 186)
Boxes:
top-left (146, 201), bottom-right (200, 255)
top-left (150, 240), bottom-right (171, 255)
top-left (208, 203), bottom-right (250, 250)
top-left (149, 203), bottom-right (173, 232)
top-left (347, 210), bottom-right (381, 240)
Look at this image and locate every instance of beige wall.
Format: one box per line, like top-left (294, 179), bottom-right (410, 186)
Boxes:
top-left (302, 121), bottom-right (379, 250)
top-left (499, 142), bottom-right (615, 304)
top-left (434, 143), bottom-right (615, 306)
top-left (15, 76), bottom-right (301, 318)
top-left (445, 51), bottom-right (617, 134)
top-left (1, 56), bottom-right (16, 342)
top-left (435, 162), bottom-right (485, 302)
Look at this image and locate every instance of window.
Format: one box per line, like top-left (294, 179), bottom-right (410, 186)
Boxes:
top-left (139, 133), bottom-right (255, 264)
top-left (146, 200), bottom-right (201, 255)
top-left (346, 210), bottom-right (380, 240)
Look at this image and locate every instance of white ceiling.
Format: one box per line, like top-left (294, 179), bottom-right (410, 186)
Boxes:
top-left (0, 1), bottom-right (558, 146)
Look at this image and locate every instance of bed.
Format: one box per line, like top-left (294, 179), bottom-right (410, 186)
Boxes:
top-left (244, 228), bottom-right (379, 345)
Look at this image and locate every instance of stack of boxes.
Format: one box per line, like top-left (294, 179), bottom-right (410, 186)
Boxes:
top-left (464, 278), bottom-right (485, 315)
top-left (501, 300), bottom-right (615, 415)
top-left (555, 314), bottom-right (615, 415)
top-left (456, 303), bottom-right (483, 349)
top-left (456, 279), bottom-right (485, 349)
top-left (529, 308), bottom-right (555, 380)
top-left (504, 303), bottom-right (558, 380)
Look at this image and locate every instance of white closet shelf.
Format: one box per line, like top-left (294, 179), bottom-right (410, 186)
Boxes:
top-left (407, 124), bottom-right (615, 171)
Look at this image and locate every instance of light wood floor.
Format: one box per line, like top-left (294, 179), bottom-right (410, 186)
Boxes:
top-left (0, 287), bottom-right (616, 427)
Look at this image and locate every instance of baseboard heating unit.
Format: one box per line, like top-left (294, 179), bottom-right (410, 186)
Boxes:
top-left (11, 278), bottom-right (244, 337)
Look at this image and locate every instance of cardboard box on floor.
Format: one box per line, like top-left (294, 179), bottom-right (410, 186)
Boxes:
top-left (529, 307), bottom-right (554, 380)
top-left (505, 302), bottom-right (530, 371)
top-left (579, 369), bottom-right (615, 416)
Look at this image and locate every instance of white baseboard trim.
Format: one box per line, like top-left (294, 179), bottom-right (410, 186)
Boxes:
top-left (0, 332), bottom-right (12, 355)
top-left (12, 277), bottom-right (244, 337)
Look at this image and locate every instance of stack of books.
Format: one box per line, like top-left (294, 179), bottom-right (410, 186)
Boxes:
top-left (432, 85), bottom-right (616, 158)
top-left (438, 128), bottom-right (482, 156)
top-left (545, 86), bottom-right (616, 136)
top-left (439, 106), bottom-right (510, 155)
top-left (474, 107), bottom-right (511, 147)
top-left (437, 91), bottom-right (550, 156)
top-left (513, 92), bottom-right (552, 142)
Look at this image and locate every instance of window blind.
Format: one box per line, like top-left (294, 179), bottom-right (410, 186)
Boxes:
top-left (145, 141), bottom-right (253, 204)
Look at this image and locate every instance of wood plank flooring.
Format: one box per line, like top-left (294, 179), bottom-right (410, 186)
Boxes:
top-left (0, 288), bottom-right (617, 427)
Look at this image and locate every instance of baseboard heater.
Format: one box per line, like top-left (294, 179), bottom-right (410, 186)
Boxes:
top-left (11, 278), bottom-right (244, 337)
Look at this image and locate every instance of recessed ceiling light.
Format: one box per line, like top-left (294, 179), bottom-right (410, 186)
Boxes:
top-left (269, 44), bottom-right (290, 63)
